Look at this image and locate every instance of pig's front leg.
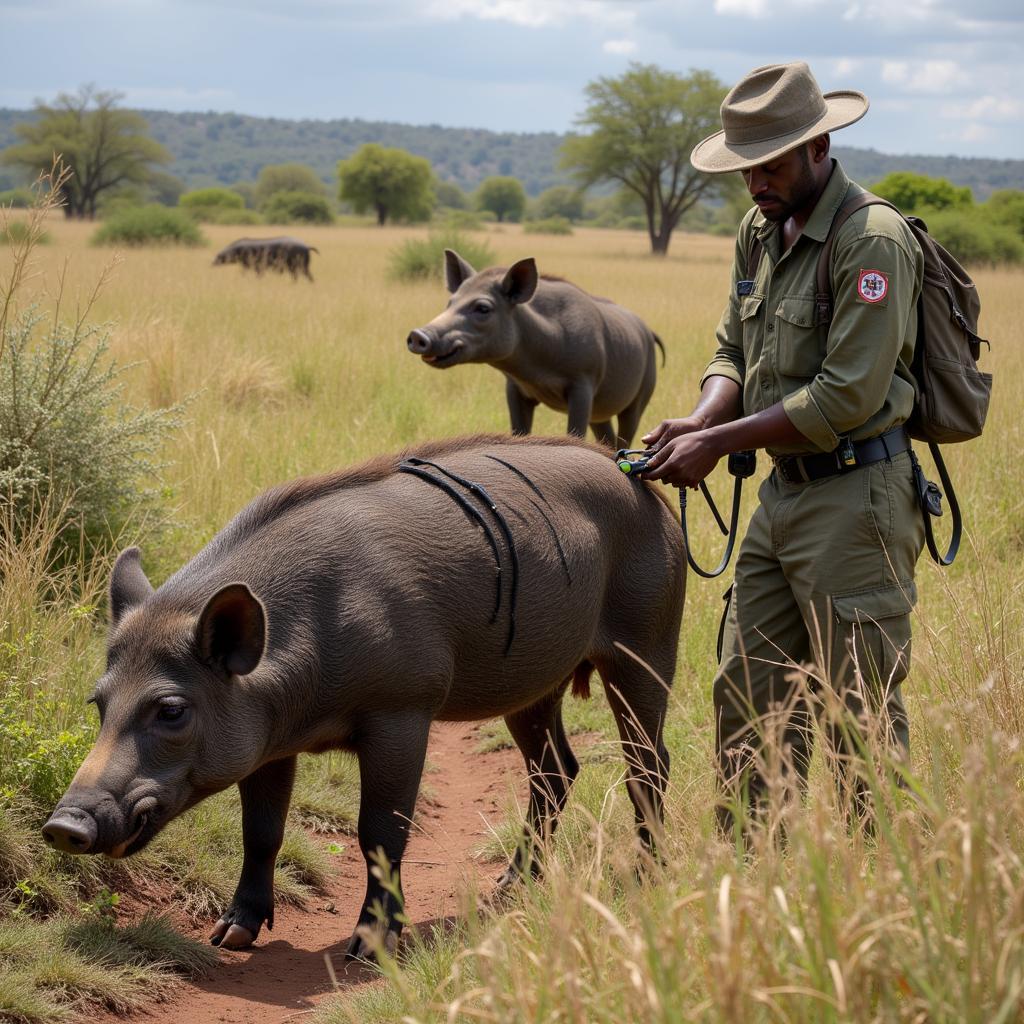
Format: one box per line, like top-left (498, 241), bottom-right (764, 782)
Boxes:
top-left (346, 712), bottom-right (432, 961)
top-left (210, 756), bottom-right (297, 950)
top-left (566, 382), bottom-right (595, 438)
top-left (505, 378), bottom-right (537, 435)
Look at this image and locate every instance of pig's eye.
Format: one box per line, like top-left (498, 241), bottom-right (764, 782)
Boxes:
top-left (473, 301), bottom-right (492, 316)
top-left (156, 699), bottom-right (188, 724)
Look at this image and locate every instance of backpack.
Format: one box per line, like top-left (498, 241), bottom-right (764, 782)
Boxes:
top-left (747, 190), bottom-right (993, 565)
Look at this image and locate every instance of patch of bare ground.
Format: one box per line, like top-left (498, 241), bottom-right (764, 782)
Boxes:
top-left (103, 722), bottom-right (525, 1024)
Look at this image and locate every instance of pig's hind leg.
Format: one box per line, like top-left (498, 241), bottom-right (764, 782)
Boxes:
top-left (600, 651), bottom-right (671, 860)
top-left (495, 684), bottom-right (579, 890)
top-left (210, 756), bottom-right (297, 950)
top-left (346, 711), bottom-right (432, 961)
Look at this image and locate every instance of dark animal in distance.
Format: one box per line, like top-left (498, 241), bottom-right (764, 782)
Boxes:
top-left (41, 435), bottom-right (685, 960)
top-left (213, 236), bottom-right (318, 281)
top-left (408, 250), bottom-right (665, 447)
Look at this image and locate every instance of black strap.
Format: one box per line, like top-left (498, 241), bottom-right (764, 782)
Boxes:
top-left (919, 443), bottom-right (962, 566)
top-left (679, 475), bottom-right (745, 579)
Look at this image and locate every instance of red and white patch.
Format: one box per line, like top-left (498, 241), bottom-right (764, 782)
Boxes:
top-left (857, 269), bottom-right (889, 303)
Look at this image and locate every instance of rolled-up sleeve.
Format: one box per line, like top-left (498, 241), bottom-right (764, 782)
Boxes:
top-left (700, 219), bottom-right (751, 391)
top-left (782, 231), bottom-right (919, 451)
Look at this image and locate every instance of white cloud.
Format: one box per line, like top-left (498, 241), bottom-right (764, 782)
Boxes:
top-left (959, 122), bottom-right (994, 142)
top-left (602, 37), bottom-right (636, 55)
top-left (713, 0), bottom-right (767, 17)
top-left (880, 59), bottom-right (968, 94)
top-left (424, 0), bottom-right (633, 29)
top-left (943, 95), bottom-right (1024, 121)
top-left (833, 58), bottom-right (863, 76)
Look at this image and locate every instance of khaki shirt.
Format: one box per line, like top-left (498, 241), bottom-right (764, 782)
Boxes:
top-left (702, 161), bottom-right (924, 456)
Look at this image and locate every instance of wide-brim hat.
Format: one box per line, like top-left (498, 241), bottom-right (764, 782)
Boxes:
top-left (691, 61), bottom-right (868, 174)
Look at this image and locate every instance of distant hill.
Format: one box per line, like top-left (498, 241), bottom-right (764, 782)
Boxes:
top-left (2, 107), bottom-right (1022, 199)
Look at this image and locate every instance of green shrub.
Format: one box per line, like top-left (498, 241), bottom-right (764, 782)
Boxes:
top-left (982, 189), bottom-right (1024, 238)
top-left (923, 208), bottom-right (1024, 265)
top-left (388, 230), bottom-right (496, 282)
top-left (0, 188), bottom-right (33, 209)
top-left (523, 216), bottom-right (573, 236)
top-left (261, 190), bottom-right (334, 225)
top-left (206, 207), bottom-right (263, 226)
top-left (436, 208), bottom-right (486, 231)
top-left (179, 187), bottom-right (244, 222)
top-left (2, 220), bottom-right (50, 245)
top-left (92, 205), bottom-right (205, 247)
top-left (0, 304), bottom-right (183, 555)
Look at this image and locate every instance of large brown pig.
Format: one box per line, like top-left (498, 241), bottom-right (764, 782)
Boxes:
top-left (407, 251), bottom-right (664, 447)
top-left (42, 435), bottom-right (684, 959)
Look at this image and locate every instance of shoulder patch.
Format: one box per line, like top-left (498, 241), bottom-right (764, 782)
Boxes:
top-left (857, 268), bottom-right (889, 305)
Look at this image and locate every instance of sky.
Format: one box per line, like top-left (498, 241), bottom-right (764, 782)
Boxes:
top-left (2, 0), bottom-right (1023, 159)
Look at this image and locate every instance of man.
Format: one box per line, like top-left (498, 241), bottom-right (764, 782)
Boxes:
top-left (642, 62), bottom-right (926, 832)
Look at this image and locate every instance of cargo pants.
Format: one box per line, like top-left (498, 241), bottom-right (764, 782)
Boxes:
top-left (713, 448), bottom-right (926, 829)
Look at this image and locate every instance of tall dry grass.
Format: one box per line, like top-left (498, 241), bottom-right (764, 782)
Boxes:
top-left (1, 208), bottom-right (1021, 1023)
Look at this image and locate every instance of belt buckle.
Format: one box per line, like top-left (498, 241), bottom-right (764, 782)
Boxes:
top-left (775, 457), bottom-right (800, 484)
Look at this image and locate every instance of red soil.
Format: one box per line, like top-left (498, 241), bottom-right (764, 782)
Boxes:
top-left (122, 722), bottom-right (523, 1024)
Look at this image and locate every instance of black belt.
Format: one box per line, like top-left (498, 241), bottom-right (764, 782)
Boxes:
top-left (773, 427), bottom-right (909, 484)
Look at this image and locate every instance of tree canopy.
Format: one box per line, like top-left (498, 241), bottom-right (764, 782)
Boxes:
top-left (1, 86), bottom-right (170, 219)
top-left (870, 172), bottom-right (973, 213)
top-left (535, 185), bottom-right (584, 222)
top-left (476, 176), bottom-right (526, 223)
top-left (561, 64), bottom-right (729, 254)
top-left (337, 143), bottom-right (434, 226)
top-left (254, 162), bottom-right (327, 208)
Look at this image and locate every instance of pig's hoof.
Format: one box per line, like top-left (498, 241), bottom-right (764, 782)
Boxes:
top-left (210, 909), bottom-right (264, 950)
top-left (344, 924), bottom-right (399, 963)
top-left (211, 922), bottom-right (257, 949)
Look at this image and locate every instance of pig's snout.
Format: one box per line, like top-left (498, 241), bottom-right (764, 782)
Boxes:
top-left (42, 808), bottom-right (98, 854)
top-left (407, 328), bottom-right (433, 354)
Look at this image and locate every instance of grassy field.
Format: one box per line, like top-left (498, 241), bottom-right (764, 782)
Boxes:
top-left (2, 208), bottom-right (1022, 1023)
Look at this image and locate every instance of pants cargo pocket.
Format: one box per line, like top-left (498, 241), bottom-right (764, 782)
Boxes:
top-left (831, 581), bottom-right (917, 693)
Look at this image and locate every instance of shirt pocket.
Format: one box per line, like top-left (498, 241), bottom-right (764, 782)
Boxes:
top-left (739, 293), bottom-right (763, 357)
top-left (774, 296), bottom-right (824, 378)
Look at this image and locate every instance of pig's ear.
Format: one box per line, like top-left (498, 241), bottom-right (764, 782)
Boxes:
top-left (500, 258), bottom-right (538, 305)
top-left (195, 583), bottom-right (266, 678)
top-left (444, 249), bottom-right (477, 293)
top-left (109, 547), bottom-right (154, 627)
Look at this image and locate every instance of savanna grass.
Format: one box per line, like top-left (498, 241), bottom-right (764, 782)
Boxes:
top-left (1, 206), bottom-right (1020, 1023)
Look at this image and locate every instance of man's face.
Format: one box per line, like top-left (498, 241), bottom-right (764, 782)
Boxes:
top-left (741, 144), bottom-right (819, 223)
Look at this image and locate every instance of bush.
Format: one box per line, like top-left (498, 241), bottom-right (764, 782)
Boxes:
top-left (872, 171), bottom-right (973, 213)
top-left (0, 188), bottom-right (33, 209)
top-left (261, 190), bottom-right (334, 225)
top-left (923, 209), bottom-right (1024, 266)
top-left (1, 307), bottom-right (183, 553)
top-left (523, 216), bottom-right (573, 236)
top-left (179, 187), bottom-right (244, 222)
top-left (255, 163), bottom-right (327, 208)
top-left (534, 185), bottom-right (584, 222)
top-left (388, 230), bottom-right (496, 283)
top-left (982, 189), bottom-right (1024, 238)
top-left (2, 221), bottom-right (50, 245)
top-left (206, 207), bottom-right (263, 226)
top-left (436, 208), bottom-right (486, 231)
top-left (92, 205), bottom-right (205, 247)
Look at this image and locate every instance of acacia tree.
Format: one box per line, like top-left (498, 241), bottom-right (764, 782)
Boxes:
top-left (1, 86), bottom-right (171, 219)
top-left (562, 65), bottom-right (729, 255)
top-left (337, 144), bottom-right (434, 226)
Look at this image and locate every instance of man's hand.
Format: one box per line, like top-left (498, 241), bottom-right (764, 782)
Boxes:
top-left (641, 429), bottom-right (725, 489)
top-left (641, 415), bottom-right (706, 451)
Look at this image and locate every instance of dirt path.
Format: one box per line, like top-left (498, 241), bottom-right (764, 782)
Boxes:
top-left (132, 723), bottom-right (523, 1024)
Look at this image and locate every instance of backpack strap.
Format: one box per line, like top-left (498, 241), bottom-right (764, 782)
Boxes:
top-left (746, 233), bottom-right (763, 282)
top-left (814, 191), bottom-right (900, 325)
